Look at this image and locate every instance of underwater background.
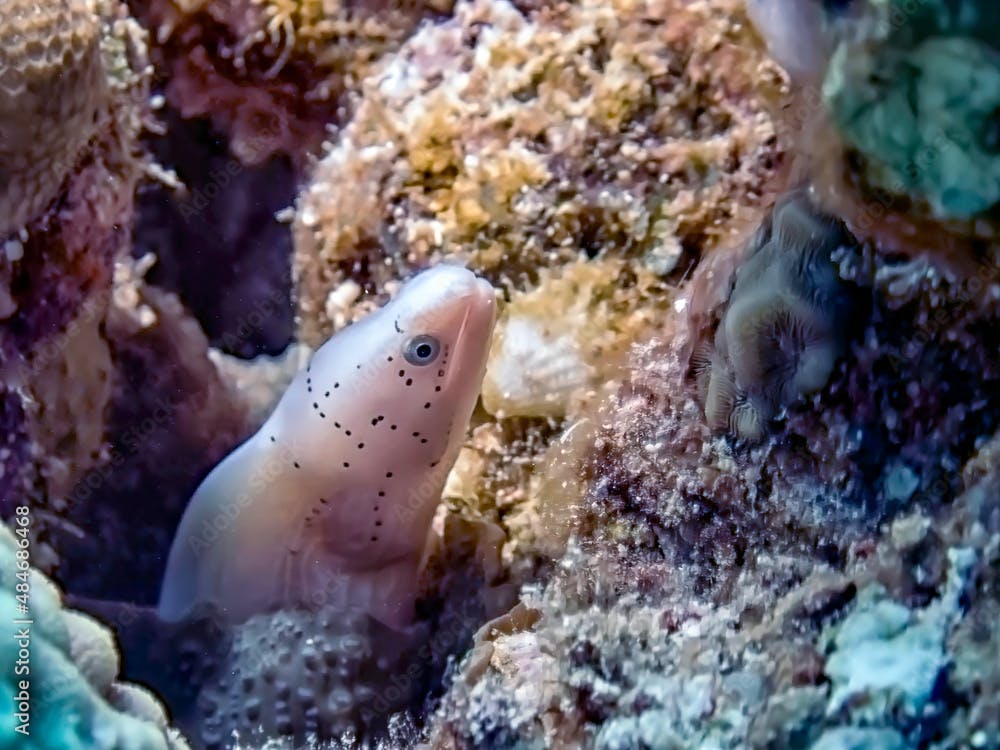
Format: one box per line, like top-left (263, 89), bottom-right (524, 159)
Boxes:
top-left (1, 0), bottom-right (999, 748)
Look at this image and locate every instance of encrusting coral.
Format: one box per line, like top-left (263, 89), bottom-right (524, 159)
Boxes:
top-left (0, 523), bottom-right (189, 750)
top-left (194, 607), bottom-right (423, 748)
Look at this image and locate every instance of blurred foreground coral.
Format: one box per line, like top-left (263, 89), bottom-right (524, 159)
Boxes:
top-left (0, 524), bottom-right (190, 750)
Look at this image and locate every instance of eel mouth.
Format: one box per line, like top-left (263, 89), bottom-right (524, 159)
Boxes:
top-left (443, 279), bottom-right (496, 392)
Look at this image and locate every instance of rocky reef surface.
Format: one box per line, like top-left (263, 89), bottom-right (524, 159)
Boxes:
top-left (1, 0), bottom-right (999, 749)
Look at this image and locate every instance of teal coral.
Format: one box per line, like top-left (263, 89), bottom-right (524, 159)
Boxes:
top-left (810, 727), bottom-right (907, 750)
top-left (824, 0), bottom-right (1000, 218)
top-left (822, 586), bottom-right (946, 721)
top-left (0, 524), bottom-right (186, 750)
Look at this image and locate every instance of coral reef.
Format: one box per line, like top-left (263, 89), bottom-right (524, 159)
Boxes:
top-left (4, 1), bottom-right (999, 750)
top-left (0, 523), bottom-right (189, 749)
top-left (0, 0), bottom-right (152, 569)
top-left (136, 0), bottom-right (452, 167)
top-left (292, 0), bottom-right (788, 344)
top-left (422, 160), bottom-right (1000, 747)
top-left (0, 0), bottom-right (107, 238)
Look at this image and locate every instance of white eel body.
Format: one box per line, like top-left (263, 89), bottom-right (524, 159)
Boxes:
top-left (157, 266), bottom-right (496, 629)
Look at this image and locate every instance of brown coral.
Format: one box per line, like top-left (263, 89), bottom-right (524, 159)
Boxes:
top-left (0, 0), bottom-right (107, 237)
top-left (0, 0), bottom-right (152, 571)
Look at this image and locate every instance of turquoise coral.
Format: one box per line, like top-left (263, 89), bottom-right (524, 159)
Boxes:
top-left (823, 0), bottom-right (1000, 218)
top-left (0, 524), bottom-right (185, 750)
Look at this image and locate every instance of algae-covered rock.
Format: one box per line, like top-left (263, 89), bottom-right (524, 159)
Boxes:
top-left (293, 0), bottom-right (788, 346)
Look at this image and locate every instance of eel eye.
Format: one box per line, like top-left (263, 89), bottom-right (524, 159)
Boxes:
top-left (403, 335), bottom-right (441, 366)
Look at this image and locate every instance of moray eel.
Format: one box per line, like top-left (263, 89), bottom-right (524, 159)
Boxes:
top-left (158, 265), bottom-right (496, 629)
